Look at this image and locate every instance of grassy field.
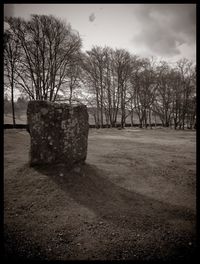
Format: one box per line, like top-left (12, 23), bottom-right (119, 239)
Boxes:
top-left (4, 128), bottom-right (196, 261)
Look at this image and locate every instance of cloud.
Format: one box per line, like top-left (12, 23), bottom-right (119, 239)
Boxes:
top-left (89, 12), bottom-right (96, 22)
top-left (132, 4), bottom-right (196, 57)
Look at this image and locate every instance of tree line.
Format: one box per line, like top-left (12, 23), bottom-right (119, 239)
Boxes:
top-left (4, 96), bottom-right (28, 118)
top-left (4, 15), bottom-right (196, 129)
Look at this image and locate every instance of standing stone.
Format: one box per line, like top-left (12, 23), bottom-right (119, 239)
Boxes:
top-left (27, 100), bottom-right (89, 167)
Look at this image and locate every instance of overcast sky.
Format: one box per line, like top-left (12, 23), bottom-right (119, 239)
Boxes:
top-left (4, 3), bottom-right (196, 64)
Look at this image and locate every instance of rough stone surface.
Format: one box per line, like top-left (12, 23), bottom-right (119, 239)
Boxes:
top-left (27, 100), bottom-right (89, 167)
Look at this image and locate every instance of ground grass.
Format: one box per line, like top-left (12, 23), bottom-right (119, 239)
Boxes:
top-left (4, 114), bottom-right (27, 124)
top-left (4, 127), bottom-right (196, 261)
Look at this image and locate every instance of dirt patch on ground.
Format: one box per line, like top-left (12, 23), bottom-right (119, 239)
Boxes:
top-left (4, 128), bottom-right (196, 261)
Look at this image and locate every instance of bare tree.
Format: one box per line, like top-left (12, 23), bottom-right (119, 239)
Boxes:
top-left (56, 53), bottom-right (83, 105)
top-left (112, 49), bottom-right (132, 128)
top-left (81, 46), bottom-right (107, 128)
top-left (175, 59), bottom-right (196, 129)
top-left (82, 47), bottom-right (133, 128)
top-left (5, 15), bottom-right (82, 102)
top-left (153, 61), bottom-right (174, 127)
top-left (125, 55), bottom-right (141, 127)
top-left (79, 42), bottom-right (196, 130)
top-left (169, 69), bottom-right (183, 129)
top-left (4, 29), bottom-right (20, 125)
top-left (130, 58), bottom-right (157, 128)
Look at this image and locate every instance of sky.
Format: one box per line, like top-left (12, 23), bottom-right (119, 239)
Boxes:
top-left (4, 3), bottom-right (196, 64)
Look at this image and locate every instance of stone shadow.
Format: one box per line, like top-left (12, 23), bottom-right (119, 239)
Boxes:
top-left (34, 162), bottom-right (196, 233)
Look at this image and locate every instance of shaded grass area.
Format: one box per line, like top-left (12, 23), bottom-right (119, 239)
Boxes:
top-left (4, 128), bottom-right (197, 261)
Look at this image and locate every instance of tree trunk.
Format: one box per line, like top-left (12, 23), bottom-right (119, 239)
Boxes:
top-left (11, 70), bottom-right (16, 126)
top-left (105, 110), bottom-right (110, 127)
top-left (131, 110), bottom-right (134, 127)
top-left (93, 113), bottom-right (99, 129)
top-left (144, 110), bottom-right (148, 128)
top-left (69, 85), bottom-right (73, 105)
top-left (139, 117), bottom-right (143, 128)
top-left (96, 91), bottom-right (100, 128)
top-left (174, 113), bottom-right (178, 130)
top-left (121, 109), bottom-right (125, 128)
top-left (149, 109), bottom-right (152, 129)
top-left (182, 116), bottom-right (185, 130)
top-left (100, 105), bottom-right (103, 128)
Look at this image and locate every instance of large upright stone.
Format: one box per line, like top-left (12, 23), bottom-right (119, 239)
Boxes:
top-left (27, 100), bottom-right (89, 167)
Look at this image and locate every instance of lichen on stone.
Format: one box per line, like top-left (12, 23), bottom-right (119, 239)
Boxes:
top-left (27, 100), bottom-right (89, 167)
